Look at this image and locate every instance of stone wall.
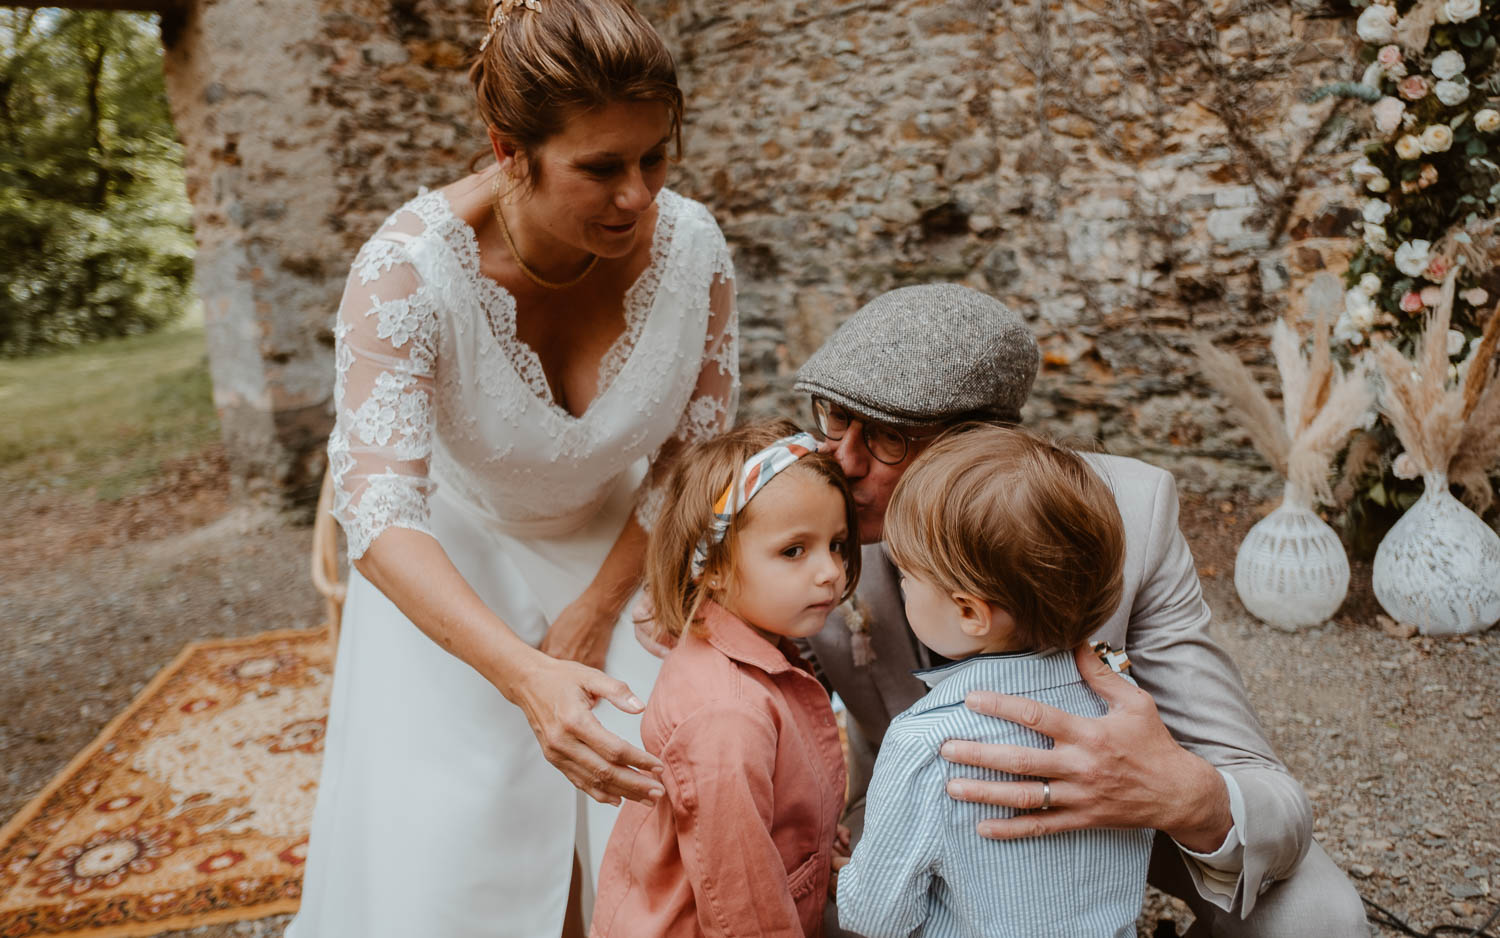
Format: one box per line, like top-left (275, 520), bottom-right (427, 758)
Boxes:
top-left (641, 0), bottom-right (1365, 495)
top-left (156, 0), bottom-right (1368, 500)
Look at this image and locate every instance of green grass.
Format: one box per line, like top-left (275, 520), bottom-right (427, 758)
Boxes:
top-left (0, 317), bottom-right (219, 500)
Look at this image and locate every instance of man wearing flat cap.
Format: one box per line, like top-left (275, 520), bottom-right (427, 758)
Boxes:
top-left (798, 284), bottom-right (1366, 936)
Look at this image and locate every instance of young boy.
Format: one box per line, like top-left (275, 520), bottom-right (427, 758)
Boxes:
top-left (835, 425), bottom-right (1153, 938)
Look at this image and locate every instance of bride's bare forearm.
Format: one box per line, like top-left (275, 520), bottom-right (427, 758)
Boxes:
top-left (576, 517), bottom-right (650, 619)
top-left (354, 527), bottom-right (538, 697)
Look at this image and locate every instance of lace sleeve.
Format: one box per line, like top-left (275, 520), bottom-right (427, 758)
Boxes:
top-left (326, 234), bottom-right (441, 560)
top-left (634, 248), bottom-right (739, 530)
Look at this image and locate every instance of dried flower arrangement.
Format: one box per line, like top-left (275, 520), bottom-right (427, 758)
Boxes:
top-left (1366, 270), bottom-right (1500, 632)
top-left (1195, 276), bottom-right (1377, 508)
top-left (1194, 275), bottom-right (1376, 629)
top-left (1368, 270), bottom-right (1500, 501)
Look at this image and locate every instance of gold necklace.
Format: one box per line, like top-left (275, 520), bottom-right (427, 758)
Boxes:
top-left (491, 176), bottom-right (598, 291)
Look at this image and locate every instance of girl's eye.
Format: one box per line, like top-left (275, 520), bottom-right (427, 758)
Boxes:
top-left (582, 164), bottom-right (616, 178)
top-left (781, 545), bottom-right (805, 559)
top-left (642, 151), bottom-right (666, 168)
top-left (830, 539), bottom-right (847, 555)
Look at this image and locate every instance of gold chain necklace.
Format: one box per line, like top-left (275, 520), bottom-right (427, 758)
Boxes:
top-left (491, 176), bottom-right (598, 291)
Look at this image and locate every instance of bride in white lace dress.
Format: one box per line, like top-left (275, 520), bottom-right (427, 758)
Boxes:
top-left (286, 3), bottom-right (736, 936)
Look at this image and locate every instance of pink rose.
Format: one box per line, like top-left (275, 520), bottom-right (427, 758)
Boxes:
top-left (1377, 45), bottom-right (1403, 68)
top-left (1400, 291), bottom-right (1425, 313)
top-left (1425, 255), bottom-right (1452, 282)
top-left (1399, 76), bottom-right (1430, 100)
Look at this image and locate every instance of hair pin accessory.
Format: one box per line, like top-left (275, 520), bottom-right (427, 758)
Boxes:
top-left (480, 0), bottom-right (543, 51)
top-left (691, 432), bottom-right (819, 581)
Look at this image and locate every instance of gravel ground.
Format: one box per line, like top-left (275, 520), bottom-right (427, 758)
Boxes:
top-left (2, 457), bottom-right (1496, 937)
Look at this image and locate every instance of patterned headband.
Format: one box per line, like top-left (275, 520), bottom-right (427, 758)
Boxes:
top-left (691, 432), bottom-right (820, 581)
top-left (479, 0), bottom-right (542, 51)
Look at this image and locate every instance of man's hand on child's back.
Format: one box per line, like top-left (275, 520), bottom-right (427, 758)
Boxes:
top-left (937, 643), bottom-right (1234, 854)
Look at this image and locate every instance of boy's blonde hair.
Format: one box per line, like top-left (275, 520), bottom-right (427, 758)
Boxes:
top-left (884, 425), bottom-right (1125, 652)
top-left (646, 419), bottom-right (861, 638)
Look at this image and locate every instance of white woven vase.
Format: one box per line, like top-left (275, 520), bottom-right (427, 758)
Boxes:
top-left (1372, 471), bottom-right (1500, 635)
top-left (1233, 484), bottom-right (1349, 630)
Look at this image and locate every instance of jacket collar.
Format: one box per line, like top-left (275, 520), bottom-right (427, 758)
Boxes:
top-left (698, 601), bottom-right (803, 677)
top-left (906, 649), bottom-right (1082, 716)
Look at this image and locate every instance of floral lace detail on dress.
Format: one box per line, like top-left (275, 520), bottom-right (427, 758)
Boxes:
top-left (327, 186), bottom-right (738, 548)
top-left (328, 235), bottom-right (440, 559)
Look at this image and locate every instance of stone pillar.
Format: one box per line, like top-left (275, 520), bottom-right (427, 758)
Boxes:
top-left (160, 0), bottom-right (485, 504)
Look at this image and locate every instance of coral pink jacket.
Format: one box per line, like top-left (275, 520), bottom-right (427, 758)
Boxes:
top-left (591, 602), bottom-right (846, 938)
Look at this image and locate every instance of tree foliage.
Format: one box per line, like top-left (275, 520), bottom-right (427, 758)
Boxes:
top-left (0, 10), bottom-right (194, 357)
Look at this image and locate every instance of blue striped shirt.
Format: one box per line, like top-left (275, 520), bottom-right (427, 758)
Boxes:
top-left (836, 650), bottom-right (1152, 938)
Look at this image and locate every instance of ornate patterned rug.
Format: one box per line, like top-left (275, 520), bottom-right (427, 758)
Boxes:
top-left (0, 628), bottom-right (331, 937)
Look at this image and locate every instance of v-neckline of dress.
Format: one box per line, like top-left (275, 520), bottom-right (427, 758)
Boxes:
top-left (434, 187), bottom-right (678, 424)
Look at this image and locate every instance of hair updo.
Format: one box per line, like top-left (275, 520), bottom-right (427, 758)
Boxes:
top-left (468, 0), bottom-right (684, 188)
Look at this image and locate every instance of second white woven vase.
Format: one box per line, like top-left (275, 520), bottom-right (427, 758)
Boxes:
top-left (1372, 472), bottom-right (1500, 635)
top-left (1234, 484), bottom-right (1349, 630)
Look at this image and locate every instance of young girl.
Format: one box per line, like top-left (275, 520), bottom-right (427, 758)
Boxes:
top-left (590, 420), bottom-right (859, 938)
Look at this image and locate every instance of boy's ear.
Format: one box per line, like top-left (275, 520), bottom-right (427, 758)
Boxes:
top-left (951, 592), bottom-right (995, 638)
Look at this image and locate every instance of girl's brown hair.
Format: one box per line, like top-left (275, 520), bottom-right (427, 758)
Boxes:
top-left (884, 425), bottom-right (1125, 653)
top-left (468, 0), bottom-right (684, 187)
top-left (646, 420), bottom-right (861, 638)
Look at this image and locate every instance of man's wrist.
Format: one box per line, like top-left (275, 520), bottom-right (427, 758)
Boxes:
top-left (1163, 754), bottom-right (1234, 853)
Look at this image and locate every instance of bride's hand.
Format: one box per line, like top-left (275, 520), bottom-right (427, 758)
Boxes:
top-left (540, 595), bottom-right (615, 671)
top-left (507, 649), bottom-right (666, 806)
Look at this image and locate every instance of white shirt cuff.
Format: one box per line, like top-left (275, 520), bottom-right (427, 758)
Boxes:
top-left (1174, 770), bottom-right (1245, 896)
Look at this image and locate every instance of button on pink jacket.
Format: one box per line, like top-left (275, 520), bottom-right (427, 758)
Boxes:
top-left (591, 602), bottom-right (846, 938)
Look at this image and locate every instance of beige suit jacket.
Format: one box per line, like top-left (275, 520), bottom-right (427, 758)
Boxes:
top-left (804, 452), bottom-right (1312, 918)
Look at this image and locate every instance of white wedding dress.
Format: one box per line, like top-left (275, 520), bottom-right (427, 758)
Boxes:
top-left (286, 186), bottom-right (737, 937)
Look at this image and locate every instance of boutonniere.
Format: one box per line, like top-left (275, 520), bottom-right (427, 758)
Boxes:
top-left (1091, 641), bottom-right (1131, 674)
top-left (841, 598), bottom-right (876, 668)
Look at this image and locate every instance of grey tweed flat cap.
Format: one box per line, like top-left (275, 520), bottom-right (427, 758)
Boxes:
top-left (794, 283), bottom-right (1039, 427)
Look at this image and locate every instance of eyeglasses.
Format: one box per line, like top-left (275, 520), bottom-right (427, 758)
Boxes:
top-left (810, 396), bottom-right (939, 466)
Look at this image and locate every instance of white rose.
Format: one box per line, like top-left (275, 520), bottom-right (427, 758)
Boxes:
top-left (1395, 239), bottom-right (1432, 277)
top-left (1362, 199), bottom-right (1392, 224)
top-left (1431, 51), bottom-right (1467, 80)
top-left (1345, 289), bottom-right (1378, 330)
top-left (1476, 109), bottom-right (1500, 133)
top-left (1364, 223), bottom-right (1389, 248)
top-left (1447, 329), bottom-right (1467, 357)
top-left (1357, 4), bottom-right (1398, 42)
top-left (1368, 175), bottom-right (1391, 193)
top-left (1444, 0), bottom-right (1481, 22)
top-left (1359, 273), bottom-right (1383, 295)
top-left (1395, 134), bottom-right (1424, 159)
top-left (1373, 96), bottom-right (1406, 135)
top-left (1334, 313), bottom-right (1367, 346)
top-left (1435, 77), bottom-right (1470, 106)
top-left (1420, 124), bottom-right (1454, 153)
top-left (1461, 287), bottom-right (1489, 306)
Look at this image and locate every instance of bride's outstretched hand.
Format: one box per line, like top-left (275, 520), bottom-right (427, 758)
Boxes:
top-left (508, 650), bottom-right (666, 807)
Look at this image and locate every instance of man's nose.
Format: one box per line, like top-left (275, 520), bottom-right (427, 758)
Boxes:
top-left (829, 423), bottom-right (869, 479)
